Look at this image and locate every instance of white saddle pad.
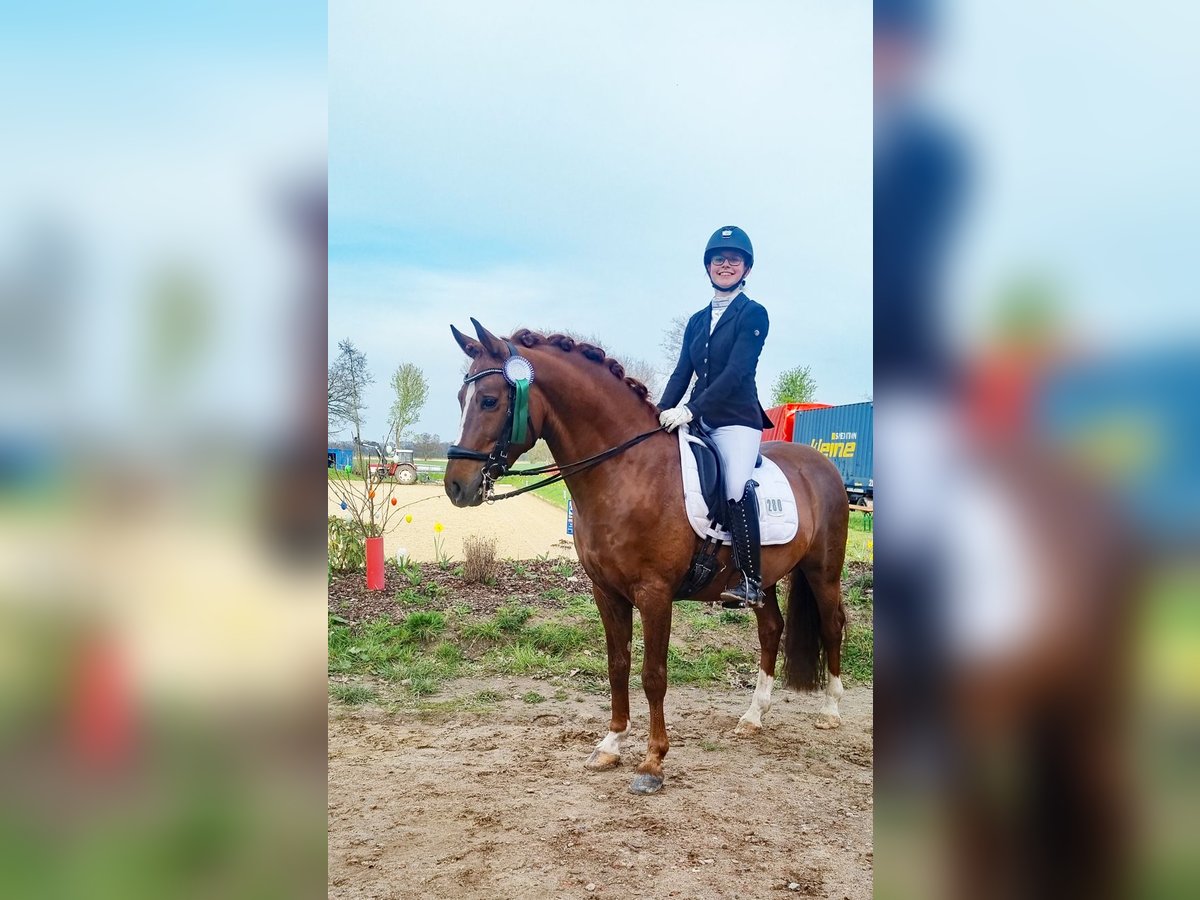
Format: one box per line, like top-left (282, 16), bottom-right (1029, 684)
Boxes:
top-left (677, 425), bottom-right (799, 545)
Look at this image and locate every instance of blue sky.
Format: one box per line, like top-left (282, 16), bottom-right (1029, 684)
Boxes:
top-left (330, 1), bottom-right (873, 441)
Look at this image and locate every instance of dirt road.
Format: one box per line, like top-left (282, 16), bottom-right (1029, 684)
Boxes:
top-left (328, 679), bottom-right (872, 899)
top-left (329, 483), bottom-right (576, 563)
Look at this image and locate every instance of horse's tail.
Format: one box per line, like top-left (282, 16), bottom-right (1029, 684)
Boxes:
top-left (781, 565), bottom-right (825, 691)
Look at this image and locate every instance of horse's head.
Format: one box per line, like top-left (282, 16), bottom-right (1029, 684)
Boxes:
top-left (444, 318), bottom-right (541, 506)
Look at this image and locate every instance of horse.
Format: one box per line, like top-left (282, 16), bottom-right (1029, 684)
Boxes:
top-left (444, 319), bottom-right (850, 794)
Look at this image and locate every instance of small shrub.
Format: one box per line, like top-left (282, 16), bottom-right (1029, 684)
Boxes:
top-left (462, 535), bottom-right (500, 584)
top-left (328, 516), bottom-right (365, 573)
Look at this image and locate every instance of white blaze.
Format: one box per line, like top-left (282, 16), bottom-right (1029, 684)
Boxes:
top-left (455, 382), bottom-right (476, 445)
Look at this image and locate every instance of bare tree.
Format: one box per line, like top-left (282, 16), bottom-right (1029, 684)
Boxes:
top-left (329, 338), bottom-right (373, 442)
top-left (388, 362), bottom-right (429, 447)
top-left (660, 314), bottom-right (689, 369)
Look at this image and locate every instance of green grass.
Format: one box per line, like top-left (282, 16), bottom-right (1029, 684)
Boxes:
top-left (329, 683), bottom-right (377, 705)
top-left (521, 691), bottom-right (546, 704)
top-left (841, 620), bottom-right (874, 685)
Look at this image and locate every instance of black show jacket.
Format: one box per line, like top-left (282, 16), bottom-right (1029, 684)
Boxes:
top-left (658, 292), bottom-right (774, 430)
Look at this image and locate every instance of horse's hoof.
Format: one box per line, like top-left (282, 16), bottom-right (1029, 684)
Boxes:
top-left (585, 749), bottom-right (621, 771)
top-left (814, 713), bottom-right (842, 730)
top-left (734, 719), bottom-right (762, 736)
top-left (628, 773), bottom-right (664, 795)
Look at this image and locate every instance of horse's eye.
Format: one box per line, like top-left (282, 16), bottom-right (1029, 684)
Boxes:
top-left (481, 396), bottom-right (499, 410)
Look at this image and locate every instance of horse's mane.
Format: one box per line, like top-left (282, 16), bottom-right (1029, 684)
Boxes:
top-left (508, 328), bottom-right (654, 406)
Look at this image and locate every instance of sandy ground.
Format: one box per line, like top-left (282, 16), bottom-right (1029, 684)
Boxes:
top-left (328, 679), bottom-right (872, 899)
top-left (329, 482), bottom-right (577, 563)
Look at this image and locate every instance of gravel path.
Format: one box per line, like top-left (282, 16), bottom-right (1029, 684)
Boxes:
top-left (328, 482), bottom-right (577, 563)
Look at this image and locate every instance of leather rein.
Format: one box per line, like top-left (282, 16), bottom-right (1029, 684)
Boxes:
top-left (446, 340), bottom-right (664, 502)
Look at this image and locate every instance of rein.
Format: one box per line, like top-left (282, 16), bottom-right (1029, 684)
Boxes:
top-left (446, 339), bottom-right (665, 502)
top-left (486, 425), bottom-right (664, 502)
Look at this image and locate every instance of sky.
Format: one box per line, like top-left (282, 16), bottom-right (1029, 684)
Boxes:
top-left (329, 0), bottom-right (873, 442)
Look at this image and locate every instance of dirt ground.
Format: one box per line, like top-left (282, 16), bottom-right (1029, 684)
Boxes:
top-left (329, 483), bottom-right (577, 563)
top-left (328, 679), bottom-right (872, 899)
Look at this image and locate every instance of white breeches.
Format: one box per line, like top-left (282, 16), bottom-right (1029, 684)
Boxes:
top-left (706, 424), bottom-right (763, 501)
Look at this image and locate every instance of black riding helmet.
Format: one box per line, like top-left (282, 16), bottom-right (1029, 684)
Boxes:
top-left (704, 226), bottom-right (753, 291)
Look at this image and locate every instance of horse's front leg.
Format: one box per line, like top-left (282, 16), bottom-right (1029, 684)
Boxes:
top-left (585, 587), bottom-right (634, 771)
top-left (736, 583), bottom-right (784, 735)
top-left (630, 590), bottom-right (672, 794)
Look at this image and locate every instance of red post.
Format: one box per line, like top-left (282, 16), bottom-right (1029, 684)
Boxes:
top-left (365, 536), bottom-right (385, 590)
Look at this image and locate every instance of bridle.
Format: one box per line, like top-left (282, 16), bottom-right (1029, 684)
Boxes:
top-left (446, 341), bottom-right (664, 502)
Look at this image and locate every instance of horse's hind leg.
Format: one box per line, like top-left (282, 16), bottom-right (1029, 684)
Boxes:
top-left (585, 587), bottom-right (633, 771)
top-left (809, 567), bottom-right (847, 730)
top-left (735, 584), bottom-right (784, 735)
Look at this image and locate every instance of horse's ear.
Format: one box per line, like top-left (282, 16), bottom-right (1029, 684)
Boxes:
top-left (470, 318), bottom-right (506, 357)
top-left (451, 323), bottom-right (482, 358)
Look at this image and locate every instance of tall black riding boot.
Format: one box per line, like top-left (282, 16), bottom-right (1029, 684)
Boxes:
top-left (720, 482), bottom-right (764, 609)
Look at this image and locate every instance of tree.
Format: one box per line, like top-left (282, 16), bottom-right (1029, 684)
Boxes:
top-left (660, 314), bottom-right (689, 369)
top-left (328, 339), bottom-right (373, 442)
top-left (388, 362), bottom-right (429, 447)
top-left (770, 365), bottom-right (818, 406)
top-left (411, 432), bottom-right (445, 460)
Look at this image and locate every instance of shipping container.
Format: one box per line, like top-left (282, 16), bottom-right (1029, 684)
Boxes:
top-left (791, 402), bottom-right (873, 503)
top-left (761, 402), bottom-right (831, 443)
top-left (327, 447), bottom-right (354, 470)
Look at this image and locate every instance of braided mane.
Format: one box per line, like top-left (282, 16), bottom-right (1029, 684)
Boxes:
top-left (509, 328), bottom-right (655, 405)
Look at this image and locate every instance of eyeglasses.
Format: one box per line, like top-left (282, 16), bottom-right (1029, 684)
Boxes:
top-left (709, 255), bottom-right (745, 267)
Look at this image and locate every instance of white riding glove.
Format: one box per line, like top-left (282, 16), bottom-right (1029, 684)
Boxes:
top-left (658, 405), bottom-right (693, 432)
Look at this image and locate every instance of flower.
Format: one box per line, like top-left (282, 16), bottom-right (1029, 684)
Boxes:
top-left (404, 514), bottom-right (413, 523)
top-left (434, 522), bottom-right (444, 533)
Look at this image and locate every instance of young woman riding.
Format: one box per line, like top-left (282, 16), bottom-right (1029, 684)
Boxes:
top-left (657, 225), bottom-right (775, 608)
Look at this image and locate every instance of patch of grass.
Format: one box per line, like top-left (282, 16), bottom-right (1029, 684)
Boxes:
top-left (522, 691), bottom-right (546, 704)
top-left (841, 620), bottom-right (874, 685)
top-left (395, 587), bottom-right (429, 608)
top-left (541, 586), bottom-right (568, 602)
top-left (433, 641), bottom-right (464, 666)
top-left (485, 642), bottom-right (560, 675)
top-left (525, 622), bottom-right (589, 656)
top-left (511, 561), bottom-right (529, 577)
top-left (718, 609), bottom-right (751, 626)
top-left (493, 604), bottom-right (534, 633)
top-left (552, 560), bottom-right (574, 578)
top-left (667, 645), bottom-right (748, 685)
top-left (460, 619), bottom-right (503, 642)
top-left (330, 683), bottom-right (376, 705)
top-left (402, 610), bottom-right (447, 643)
top-left (474, 689), bottom-right (505, 705)
top-left (699, 740), bottom-right (720, 752)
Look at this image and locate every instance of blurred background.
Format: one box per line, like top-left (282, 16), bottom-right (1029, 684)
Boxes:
top-left (0, 3), bottom-right (328, 897)
top-left (874, 0), bottom-right (1198, 898)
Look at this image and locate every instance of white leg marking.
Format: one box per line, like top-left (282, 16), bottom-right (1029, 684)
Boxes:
top-left (737, 671), bottom-right (774, 732)
top-left (454, 383), bottom-right (476, 444)
top-left (595, 722), bottom-right (631, 755)
top-left (819, 675), bottom-right (844, 721)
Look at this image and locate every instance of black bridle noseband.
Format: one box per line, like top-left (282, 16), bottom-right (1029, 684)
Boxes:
top-left (446, 341), bottom-right (664, 502)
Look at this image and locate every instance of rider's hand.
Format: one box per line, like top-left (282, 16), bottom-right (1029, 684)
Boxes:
top-left (658, 405), bottom-right (693, 432)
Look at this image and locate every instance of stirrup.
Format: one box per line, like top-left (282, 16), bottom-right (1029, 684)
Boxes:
top-left (720, 576), bottom-right (764, 609)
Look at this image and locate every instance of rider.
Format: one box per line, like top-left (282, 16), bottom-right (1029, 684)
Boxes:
top-left (658, 226), bottom-right (774, 608)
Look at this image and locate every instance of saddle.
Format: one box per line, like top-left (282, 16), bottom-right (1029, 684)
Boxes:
top-left (675, 424), bottom-right (771, 600)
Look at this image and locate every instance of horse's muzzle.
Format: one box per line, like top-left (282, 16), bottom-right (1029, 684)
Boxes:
top-left (444, 467), bottom-right (485, 507)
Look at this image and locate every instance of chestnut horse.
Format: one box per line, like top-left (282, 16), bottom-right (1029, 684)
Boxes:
top-left (445, 320), bottom-right (849, 794)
